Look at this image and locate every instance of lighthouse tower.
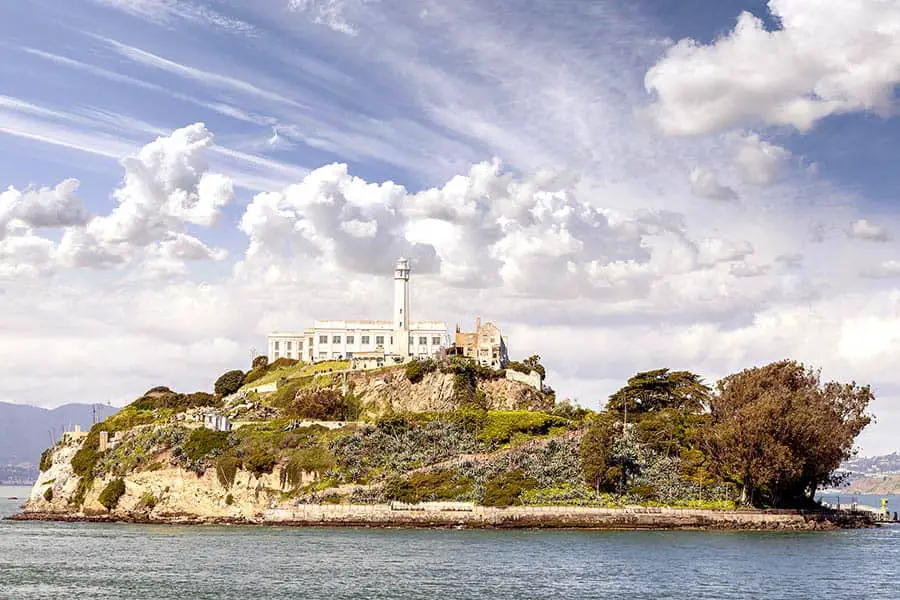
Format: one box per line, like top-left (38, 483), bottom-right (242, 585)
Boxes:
top-left (393, 257), bottom-right (411, 358)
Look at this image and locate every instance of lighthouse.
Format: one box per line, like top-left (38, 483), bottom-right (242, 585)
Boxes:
top-left (393, 257), bottom-right (411, 358)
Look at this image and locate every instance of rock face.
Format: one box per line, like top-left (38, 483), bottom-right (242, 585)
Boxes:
top-left (349, 369), bottom-right (553, 415)
top-left (25, 442), bottom-right (322, 521)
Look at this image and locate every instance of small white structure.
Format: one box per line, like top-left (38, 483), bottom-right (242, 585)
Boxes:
top-left (268, 259), bottom-right (450, 367)
top-left (203, 412), bottom-right (232, 432)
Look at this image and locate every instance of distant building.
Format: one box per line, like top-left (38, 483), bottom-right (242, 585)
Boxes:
top-left (450, 318), bottom-right (509, 370)
top-left (203, 412), bottom-right (232, 432)
top-left (268, 259), bottom-right (450, 366)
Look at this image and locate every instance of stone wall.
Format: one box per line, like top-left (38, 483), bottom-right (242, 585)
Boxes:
top-left (505, 369), bottom-right (542, 390)
top-left (261, 504), bottom-right (817, 530)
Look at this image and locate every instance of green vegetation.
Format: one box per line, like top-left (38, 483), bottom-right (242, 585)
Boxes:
top-left (216, 455), bottom-right (242, 488)
top-left (130, 389), bottom-right (220, 412)
top-left (225, 493), bottom-right (234, 506)
top-left (383, 470), bottom-right (473, 503)
top-left (43, 487), bottom-right (53, 502)
top-left (483, 470), bottom-right (537, 507)
top-left (477, 411), bottom-right (569, 446)
top-left (98, 479), bottom-right (126, 510)
top-left (405, 359), bottom-right (437, 383)
top-left (39, 448), bottom-right (54, 472)
top-left (183, 428), bottom-right (232, 462)
top-left (215, 370), bottom-right (246, 397)
top-left (507, 354), bottom-right (546, 380)
top-left (139, 492), bottom-right (158, 510)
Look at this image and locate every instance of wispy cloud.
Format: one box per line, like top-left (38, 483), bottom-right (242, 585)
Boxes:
top-left (88, 0), bottom-right (258, 36)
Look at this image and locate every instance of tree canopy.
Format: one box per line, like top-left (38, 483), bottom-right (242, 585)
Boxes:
top-left (607, 369), bottom-right (711, 414)
top-left (704, 360), bottom-right (872, 507)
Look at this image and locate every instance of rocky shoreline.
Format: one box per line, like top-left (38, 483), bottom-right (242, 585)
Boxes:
top-left (8, 504), bottom-right (876, 531)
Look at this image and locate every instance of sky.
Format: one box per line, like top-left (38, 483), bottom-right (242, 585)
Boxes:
top-left (0, 0), bottom-right (899, 456)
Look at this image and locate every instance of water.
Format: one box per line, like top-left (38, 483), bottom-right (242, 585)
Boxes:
top-left (2, 486), bottom-right (898, 599)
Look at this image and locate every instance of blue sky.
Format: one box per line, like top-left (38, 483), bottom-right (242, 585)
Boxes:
top-left (1, 0), bottom-right (899, 455)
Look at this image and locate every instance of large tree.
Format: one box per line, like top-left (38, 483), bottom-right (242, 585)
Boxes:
top-left (705, 360), bottom-right (872, 507)
top-left (607, 369), bottom-right (711, 415)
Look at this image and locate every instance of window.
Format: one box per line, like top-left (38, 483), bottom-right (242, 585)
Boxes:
top-left (286, 341), bottom-right (292, 350)
top-left (319, 335), bottom-right (328, 344)
top-left (376, 335), bottom-right (384, 345)
top-left (361, 335), bottom-right (370, 344)
top-left (390, 336), bottom-right (394, 344)
top-left (286, 351), bottom-right (292, 358)
top-left (297, 341), bottom-right (303, 350)
top-left (346, 336), bottom-right (355, 344)
top-left (318, 352), bottom-right (327, 360)
top-left (274, 352), bottom-right (280, 358)
top-left (419, 337), bottom-right (427, 345)
top-left (432, 337), bottom-right (441, 345)
top-left (409, 336), bottom-right (414, 346)
top-left (274, 341), bottom-right (280, 350)
top-left (333, 336), bottom-right (341, 344)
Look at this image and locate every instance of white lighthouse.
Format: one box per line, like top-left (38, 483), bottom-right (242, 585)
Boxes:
top-left (393, 257), bottom-right (411, 357)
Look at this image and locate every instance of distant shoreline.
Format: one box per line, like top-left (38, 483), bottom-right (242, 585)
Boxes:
top-left (9, 504), bottom-right (877, 531)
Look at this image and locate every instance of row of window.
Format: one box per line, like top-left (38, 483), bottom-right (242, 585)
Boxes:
top-left (273, 340), bottom-right (304, 351)
top-left (316, 335), bottom-right (443, 346)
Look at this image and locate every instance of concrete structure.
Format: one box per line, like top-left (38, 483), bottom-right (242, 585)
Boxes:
top-left (506, 368), bottom-right (543, 390)
top-left (268, 259), bottom-right (450, 367)
top-left (203, 412), bottom-right (232, 432)
top-left (450, 318), bottom-right (509, 369)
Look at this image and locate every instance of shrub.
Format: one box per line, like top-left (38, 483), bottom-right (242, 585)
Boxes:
top-left (98, 478), bottom-right (126, 510)
top-left (252, 355), bottom-right (269, 369)
top-left (269, 357), bottom-right (299, 369)
top-left (129, 391), bottom-right (220, 412)
top-left (183, 428), bottom-right (232, 462)
top-left (281, 447), bottom-right (335, 489)
top-left (405, 359), bottom-right (436, 383)
top-left (139, 492), bottom-right (158, 510)
top-left (287, 389), bottom-right (358, 421)
top-left (383, 469), bottom-right (473, 503)
top-left (225, 493), bottom-right (234, 506)
top-left (215, 370), bottom-right (246, 397)
top-left (43, 487), bottom-right (53, 502)
top-left (244, 446), bottom-right (277, 477)
top-left (482, 470), bottom-right (537, 507)
top-left (39, 448), bottom-right (54, 472)
top-left (216, 455), bottom-right (242, 488)
top-left (478, 411), bottom-right (569, 446)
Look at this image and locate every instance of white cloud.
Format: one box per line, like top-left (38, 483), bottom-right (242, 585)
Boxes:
top-left (733, 133), bottom-right (791, 185)
top-left (849, 218), bottom-right (891, 242)
top-left (689, 166), bottom-right (737, 200)
top-left (0, 179), bottom-right (88, 237)
top-left (862, 259), bottom-right (900, 279)
top-left (288, 0), bottom-right (366, 35)
top-left (644, 0), bottom-right (900, 135)
top-left (88, 0), bottom-right (257, 35)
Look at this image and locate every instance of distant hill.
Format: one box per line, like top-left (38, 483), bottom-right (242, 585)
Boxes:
top-left (842, 453), bottom-right (900, 476)
top-left (829, 453), bottom-right (900, 495)
top-left (0, 402), bottom-right (118, 473)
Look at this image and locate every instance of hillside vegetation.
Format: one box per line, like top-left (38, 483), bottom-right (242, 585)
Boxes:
top-left (29, 357), bottom-right (874, 516)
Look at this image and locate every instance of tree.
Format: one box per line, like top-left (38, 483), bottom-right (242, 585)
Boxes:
top-left (214, 370), bottom-right (245, 397)
top-left (704, 360), bottom-right (872, 507)
top-left (607, 369), bottom-right (710, 415)
top-left (252, 355), bottom-right (269, 369)
top-left (580, 414), bottom-right (636, 493)
top-left (523, 355), bottom-right (546, 380)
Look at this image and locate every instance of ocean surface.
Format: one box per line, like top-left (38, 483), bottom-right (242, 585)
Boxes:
top-left (1, 486), bottom-right (898, 599)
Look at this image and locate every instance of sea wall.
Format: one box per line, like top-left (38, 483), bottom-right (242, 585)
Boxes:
top-left (13, 502), bottom-right (871, 530)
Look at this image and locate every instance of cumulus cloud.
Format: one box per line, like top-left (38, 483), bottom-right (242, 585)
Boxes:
top-left (848, 219), bottom-right (891, 242)
top-left (861, 259), bottom-right (900, 279)
top-left (0, 179), bottom-right (88, 237)
top-left (0, 124), bottom-right (233, 276)
top-left (239, 159), bottom-right (723, 297)
top-left (689, 166), bottom-right (737, 200)
top-left (644, 0), bottom-right (900, 135)
top-left (734, 133), bottom-right (791, 185)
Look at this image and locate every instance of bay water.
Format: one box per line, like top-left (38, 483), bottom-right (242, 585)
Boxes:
top-left (2, 486), bottom-right (898, 599)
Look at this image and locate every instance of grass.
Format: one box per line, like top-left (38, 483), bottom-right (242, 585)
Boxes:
top-left (240, 360), bottom-right (351, 391)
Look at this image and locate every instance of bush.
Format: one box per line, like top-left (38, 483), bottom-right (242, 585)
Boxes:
top-left (252, 355), bottom-right (269, 369)
top-left (287, 389), bottom-right (359, 421)
top-left (139, 492), bottom-right (158, 510)
top-left (383, 469), bottom-right (473, 503)
top-left (39, 448), bottom-right (54, 472)
top-left (130, 391), bottom-right (220, 412)
top-left (215, 370), bottom-right (246, 397)
top-left (225, 493), bottom-right (234, 506)
top-left (405, 359), bottom-right (436, 383)
top-left (482, 470), bottom-right (537, 507)
top-left (478, 411), bottom-right (569, 446)
top-left (216, 455), bottom-right (242, 488)
top-left (183, 428), bottom-right (232, 462)
top-left (43, 487), bottom-right (53, 502)
top-left (98, 478), bottom-right (126, 510)
top-left (269, 357), bottom-right (299, 369)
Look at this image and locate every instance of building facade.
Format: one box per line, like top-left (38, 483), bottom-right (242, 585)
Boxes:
top-left (267, 259), bottom-right (450, 365)
top-left (451, 318), bottom-right (509, 370)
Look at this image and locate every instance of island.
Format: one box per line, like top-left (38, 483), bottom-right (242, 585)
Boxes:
top-left (13, 355), bottom-right (879, 530)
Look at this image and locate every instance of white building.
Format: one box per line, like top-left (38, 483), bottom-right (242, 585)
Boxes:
top-left (267, 258), bottom-right (450, 365)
